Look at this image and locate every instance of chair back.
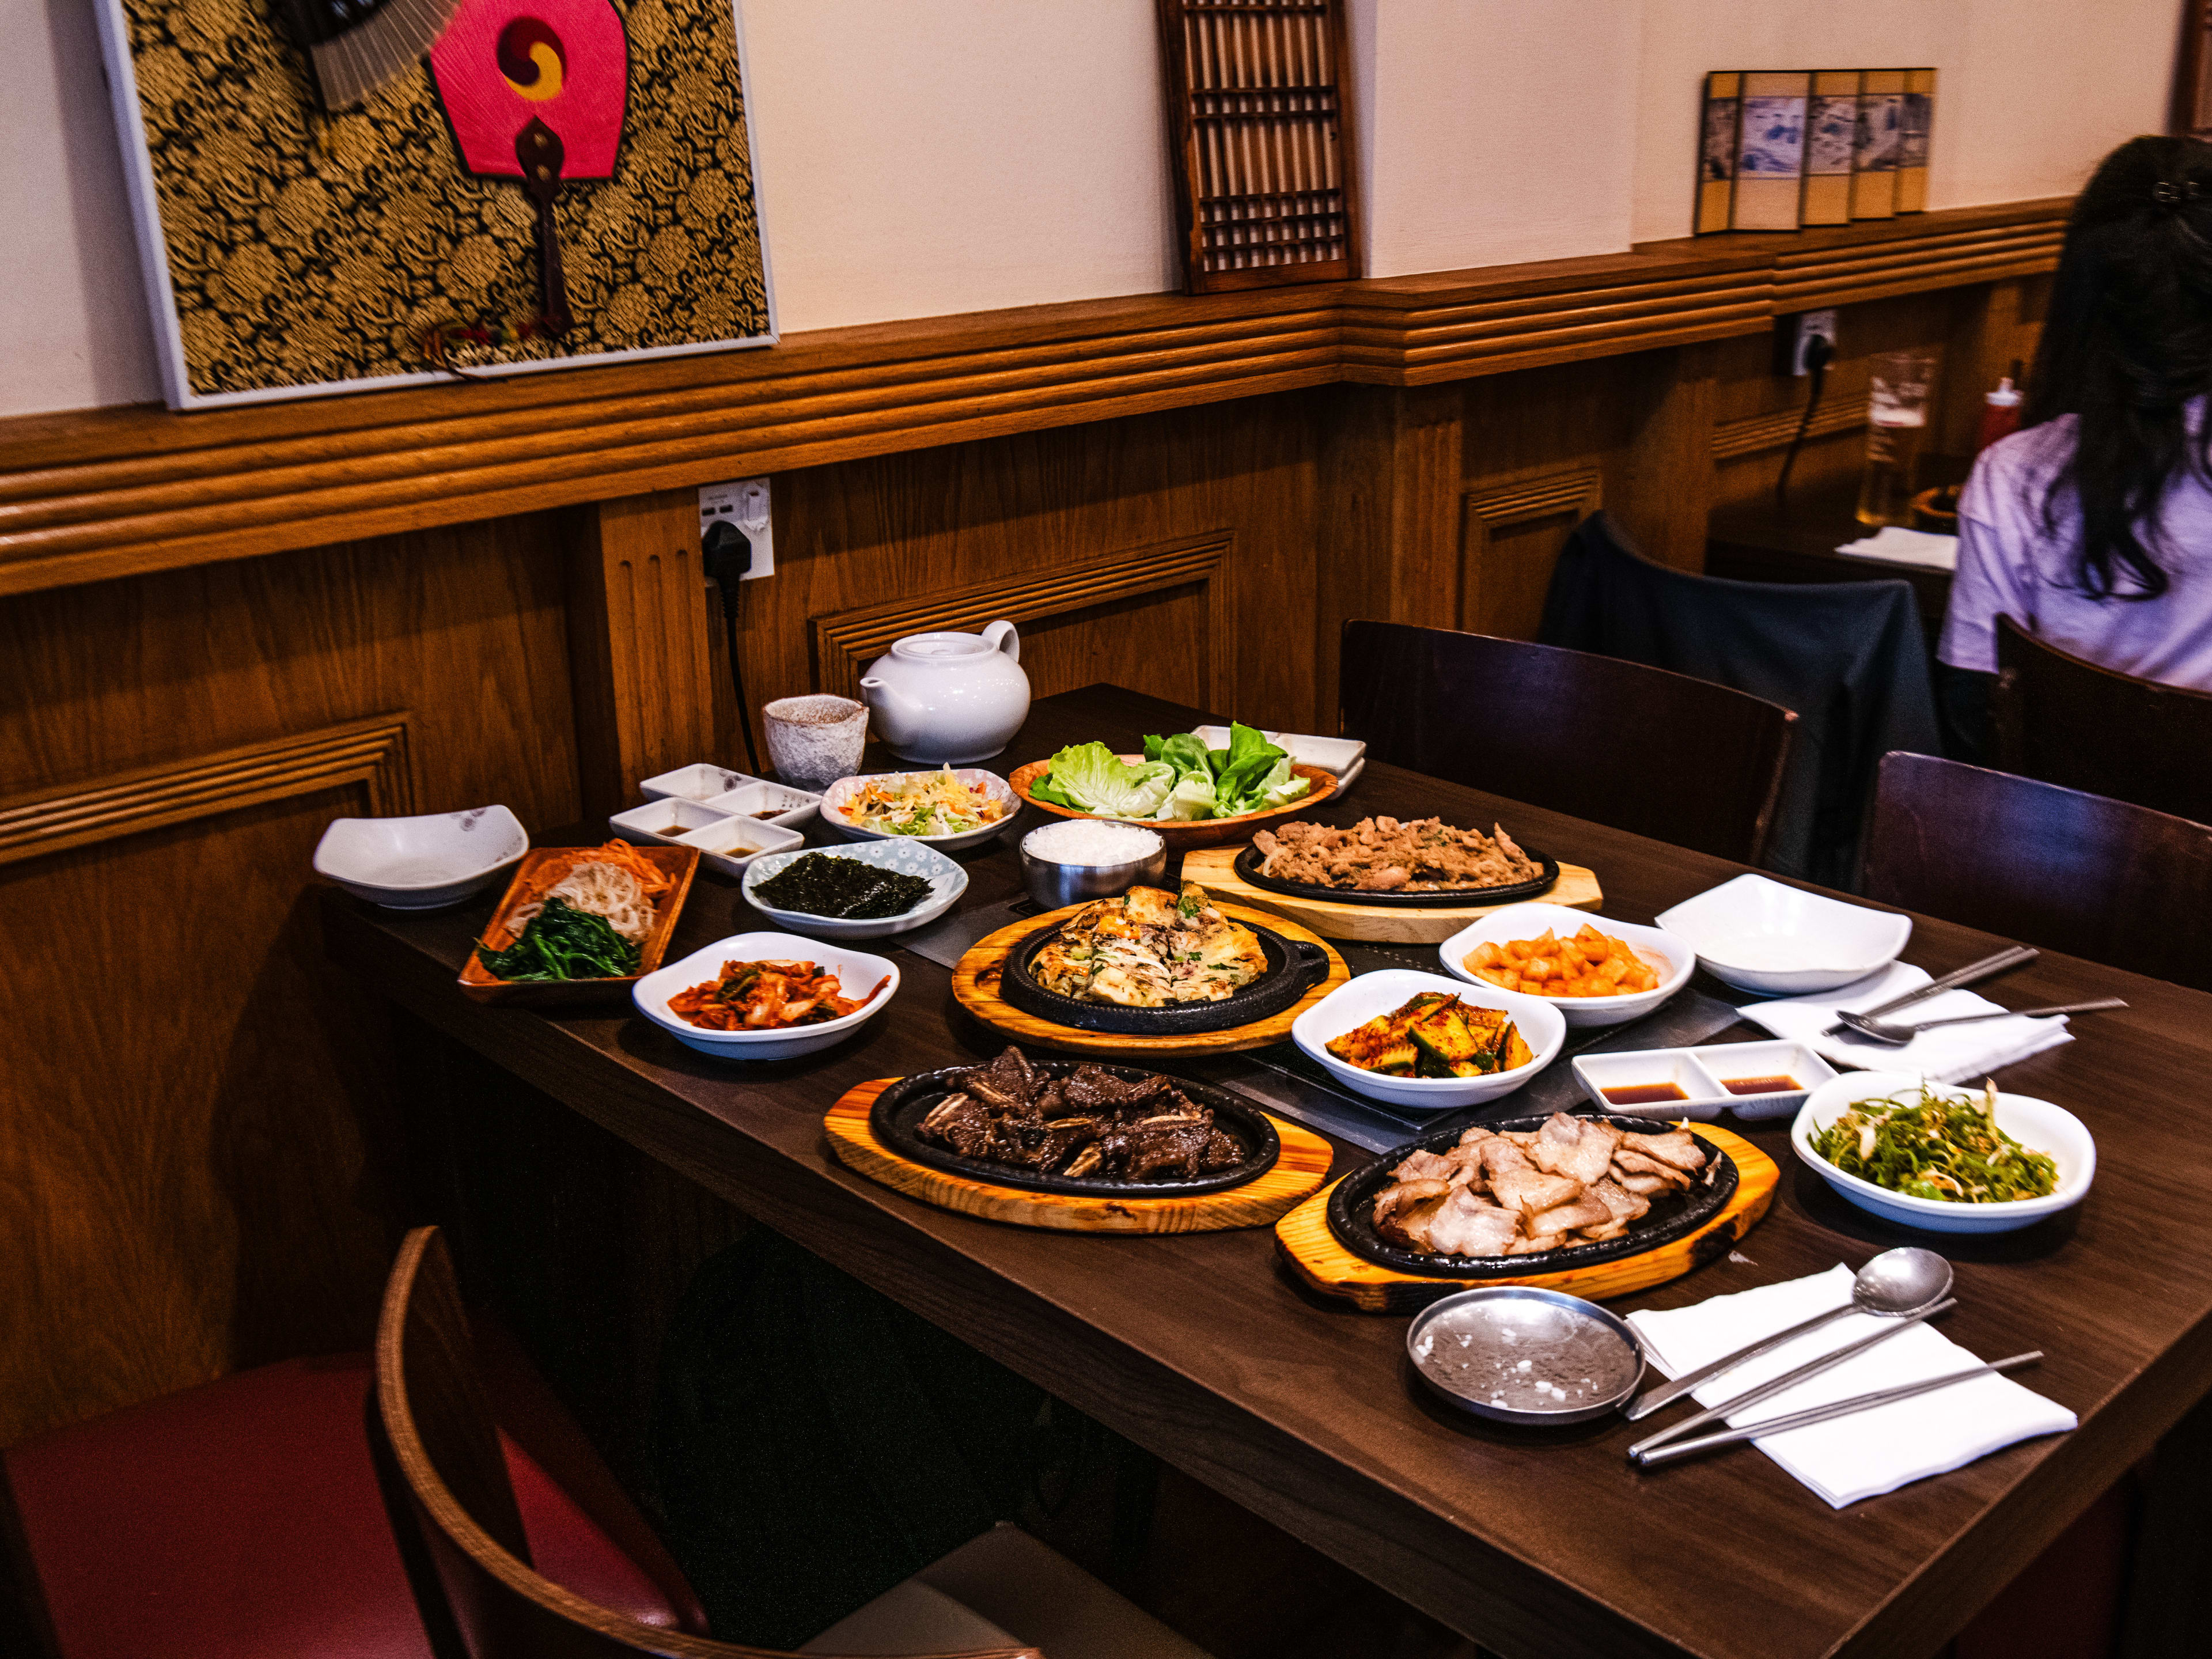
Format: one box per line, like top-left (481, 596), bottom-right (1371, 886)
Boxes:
top-left (1861, 752), bottom-right (2212, 991)
top-left (372, 1227), bottom-right (1037, 1659)
top-left (1993, 613), bottom-right (2212, 825)
top-left (1340, 620), bottom-right (1797, 863)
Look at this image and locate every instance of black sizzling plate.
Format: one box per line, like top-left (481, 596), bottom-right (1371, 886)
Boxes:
top-left (871, 1060), bottom-right (1280, 1197)
top-left (1233, 842), bottom-right (1560, 910)
top-left (998, 913), bottom-right (1331, 1036)
top-left (1327, 1113), bottom-right (1737, 1279)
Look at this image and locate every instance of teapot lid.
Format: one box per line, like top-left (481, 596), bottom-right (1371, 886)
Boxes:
top-left (890, 630), bottom-right (994, 661)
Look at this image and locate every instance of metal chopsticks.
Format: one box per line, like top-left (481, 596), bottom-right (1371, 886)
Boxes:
top-left (1626, 1298), bottom-right (1957, 1459)
top-left (1631, 1353), bottom-right (2044, 1467)
top-left (1819, 945), bottom-right (2038, 1038)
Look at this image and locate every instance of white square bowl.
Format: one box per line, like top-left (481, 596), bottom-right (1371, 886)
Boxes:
top-left (741, 838), bottom-right (969, 940)
top-left (1690, 1039), bottom-right (1839, 1120)
top-left (1290, 968), bottom-right (1566, 1109)
top-left (609, 798), bottom-right (732, 848)
top-left (1571, 1049), bottom-right (1729, 1122)
top-left (817, 768), bottom-right (1017, 850)
top-left (639, 763), bottom-right (760, 804)
top-left (1438, 903), bottom-right (1695, 1029)
top-left (312, 805), bottom-right (529, 909)
top-left (700, 779), bottom-right (823, 831)
top-left (676, 814), bottom-right (806, 878)
top-left (633, 932), bottom-right (899, 1060)
top-left (1655, 872), bottom-right (1912, 995)
top-left (1790, 1070), bottom-right (2094, 1233)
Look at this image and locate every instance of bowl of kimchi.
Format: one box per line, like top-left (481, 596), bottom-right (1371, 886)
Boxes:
top-left (632, 931), bottom-right (900, 1060)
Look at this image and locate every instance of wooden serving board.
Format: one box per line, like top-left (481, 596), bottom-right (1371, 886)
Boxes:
top-left (825, 1080), bottom-right (1334, 1233)
top-left (949, 900), bottom-right (1349, 1054)
top-left (1007, 757), bottom-right (1339, 850)
top-left (1274, 1125), bottom-right (1778, 1312)
top-left (1183, 844), bottom-right (1603, 945)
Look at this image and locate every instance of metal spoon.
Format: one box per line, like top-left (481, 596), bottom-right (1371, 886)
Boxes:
top-left (1835, 998), bottom-right (2128, 1047)
top-left (1620, 1247), bottom-right (1954, 1422)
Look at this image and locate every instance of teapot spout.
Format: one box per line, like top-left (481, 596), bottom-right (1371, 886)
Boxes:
top-left (858, 676), bottom-right (920, 719)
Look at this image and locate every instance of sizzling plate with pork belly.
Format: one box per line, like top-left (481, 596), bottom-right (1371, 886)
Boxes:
top-left (914, 1047), bottom-right (1249, 1182)
top-left (1371, 1112), bottom-right (1710, 1259)
top-left (1029, 881), bottom-right (1268, 1007)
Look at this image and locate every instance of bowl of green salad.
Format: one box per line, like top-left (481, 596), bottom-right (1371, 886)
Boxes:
top-left (1791, 1071), bottom-right (2094, 1233)
top-left (1009, 723), bottom-right (1338, 850)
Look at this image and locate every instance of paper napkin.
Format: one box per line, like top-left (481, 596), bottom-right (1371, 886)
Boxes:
top-left (1627, 1265), bottom-right (2074, 1508)
top-left (1740, 962), bottom-right (2073, 1083)
top-left (1834, 526), bottom-right (1959, 570)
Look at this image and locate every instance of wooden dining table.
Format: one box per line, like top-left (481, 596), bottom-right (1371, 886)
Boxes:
top-left (324, 684), bottom-right (2212, 1659)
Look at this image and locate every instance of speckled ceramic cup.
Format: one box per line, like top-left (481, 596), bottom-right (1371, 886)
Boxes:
top-left (763, 695), bottom-right (869, 790)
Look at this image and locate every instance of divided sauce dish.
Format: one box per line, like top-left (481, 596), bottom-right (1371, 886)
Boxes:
top-left (1290, 969), bottom-right (1566, 1108)
top-left (634, 932), bottom-right (900, 1060)
top-left (1438, 904), bottom-right (1694, 1028)
top-left (1571, 1039), bottom-right (1838, 1122)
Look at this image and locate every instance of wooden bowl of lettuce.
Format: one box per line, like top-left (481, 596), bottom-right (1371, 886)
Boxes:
top-left (1010, 725), bottom-right (1339, 850)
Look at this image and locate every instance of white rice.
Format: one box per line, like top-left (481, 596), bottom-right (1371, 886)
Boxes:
top-left (1023, 821), bottom-right (1163, 866)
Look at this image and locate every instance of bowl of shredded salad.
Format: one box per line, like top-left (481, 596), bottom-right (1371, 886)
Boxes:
top-left (821, 766), bottom-right (1017, 849)
top-left (1791, 1071), bottom-right (2094, 1233)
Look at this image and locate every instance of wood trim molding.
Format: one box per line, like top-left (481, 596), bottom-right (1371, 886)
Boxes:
top-left (0, 714), bottom-right (412, 866)
top-left (1711, 392), bottom-right (1873, 460)
top-left (809, 535), bottom-right (1236, 704)
top-left (1465, 468), bottom-right (1604, 528)
top-left (0, 198), bottom-right (2067, 601)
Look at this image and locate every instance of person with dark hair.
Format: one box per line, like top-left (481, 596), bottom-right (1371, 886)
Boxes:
top-left (1939, 135), bottom-right (2212, 708)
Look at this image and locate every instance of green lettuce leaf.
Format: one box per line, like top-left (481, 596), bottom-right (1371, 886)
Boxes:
top-left (1162, 772), bottom-right (1218, 820)
top-left (1251, 756), bottom-right (1313, 810)
top-left (1040, 743), bottom-right (1175, 817)
top-left (1213, 722), bottom-right (1292, 813)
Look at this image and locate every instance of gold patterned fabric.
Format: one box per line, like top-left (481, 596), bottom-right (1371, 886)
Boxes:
top-left (116, 0), bottom-right (771, 401)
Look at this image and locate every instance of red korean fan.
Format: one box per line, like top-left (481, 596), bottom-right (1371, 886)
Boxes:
top-left (429, 0), bottom-right (628, 335)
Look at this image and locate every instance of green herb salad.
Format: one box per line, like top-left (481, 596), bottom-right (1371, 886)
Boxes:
top-left (1809, 1081), bottom-right (2059, 1203)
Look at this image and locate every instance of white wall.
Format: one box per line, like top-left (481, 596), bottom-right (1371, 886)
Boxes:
top-left (1633, 0), bottom-right (2178, 243)
top-left (0, 0), bottom-right (2180, 419)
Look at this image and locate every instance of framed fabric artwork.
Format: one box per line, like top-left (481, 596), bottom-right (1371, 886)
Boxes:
top-left (92, 0), bottom-right (777, 410)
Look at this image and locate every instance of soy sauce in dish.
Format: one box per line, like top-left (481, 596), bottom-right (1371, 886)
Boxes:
top-left (1600, 1081), bottom-right (1689, 1107)
top-left (1722, 1074), bottom-right (1800, 1096)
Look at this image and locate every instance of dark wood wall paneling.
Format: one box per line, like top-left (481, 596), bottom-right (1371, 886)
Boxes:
top-left (0, 205), bottom-right (2058, 1446)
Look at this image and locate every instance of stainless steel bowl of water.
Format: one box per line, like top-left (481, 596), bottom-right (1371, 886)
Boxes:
top-left (1406, 1286), bottom-right (1645, 1425)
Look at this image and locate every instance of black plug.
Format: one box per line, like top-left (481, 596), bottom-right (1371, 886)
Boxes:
top-left (1775, 333), bottom-right (1834, 509)
top-left (701, 517), bottom-right (760, 772)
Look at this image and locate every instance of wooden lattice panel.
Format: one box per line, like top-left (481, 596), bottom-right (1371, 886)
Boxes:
top-left (1157, 0), bottom-right (1359, 293)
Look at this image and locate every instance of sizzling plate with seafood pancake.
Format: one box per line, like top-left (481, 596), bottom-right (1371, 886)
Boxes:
top-left (1031, 881), bottom-right (1268, 1007)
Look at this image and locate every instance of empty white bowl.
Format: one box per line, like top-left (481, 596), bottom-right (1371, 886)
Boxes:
top-left (639, 763), bottom-right (761, 804)
top-left (741, 838), bottom-right (968, 940)
top-left (1656, 873), bottom-right (1911, 995)
top-left (1791, 1070), bottom-right (2094, 1234)
top-left (819, 768), bottom-right (1018, 850)
top-left (676, 813), bottom-right (806, 878)
top-left (1438, 903), bottom-right (1694, 1029)
top-left (1291, 968), bottom-right (1566, 1109)
top-left (633, 932), bottom-right (899, 1060)
top-left (313, 806), bottom-right (529, 909)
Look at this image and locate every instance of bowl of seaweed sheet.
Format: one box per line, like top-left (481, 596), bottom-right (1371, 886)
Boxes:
top-left (742, 841), bottom-right (968, 940)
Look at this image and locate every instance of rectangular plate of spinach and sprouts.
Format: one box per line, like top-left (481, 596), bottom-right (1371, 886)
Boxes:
top-left (459, 840), bottom-right (700, 1006)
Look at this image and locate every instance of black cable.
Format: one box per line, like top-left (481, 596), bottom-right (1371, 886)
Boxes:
top-left (702, 519), bottom-right (761, 774)
top-left (1775, 332), bottom-right (1835, 510)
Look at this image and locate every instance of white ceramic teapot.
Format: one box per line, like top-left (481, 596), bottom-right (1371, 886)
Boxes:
top-left (859, 621), bottom-right (1031, 763)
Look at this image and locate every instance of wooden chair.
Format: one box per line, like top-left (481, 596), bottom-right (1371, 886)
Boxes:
top-left (1861, 752), bottom-right (2212, 991)
top-left (373, 1226), bottom-right (1211, 1659)
top-left (1993, 613), bottom-right (2212, 826)
top-left (1339, 620), bottom-right (1798, 864)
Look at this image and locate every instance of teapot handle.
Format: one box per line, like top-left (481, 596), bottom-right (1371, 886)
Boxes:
top-left (980, 619), bottom-right (1020, 664)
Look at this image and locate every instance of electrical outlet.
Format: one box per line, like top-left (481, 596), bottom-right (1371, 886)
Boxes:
top-left (1786, 309), bottom-right (1839, 377)
top-left (697, 478), bottom-right (774, 579)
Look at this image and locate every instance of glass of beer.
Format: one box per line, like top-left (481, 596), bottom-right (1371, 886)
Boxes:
top-left (1857, 350), bottom-right (1936, 526)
